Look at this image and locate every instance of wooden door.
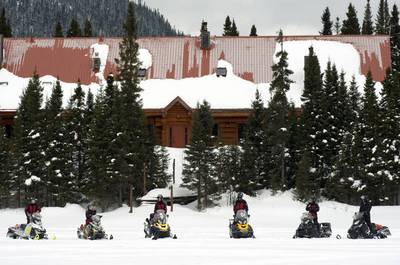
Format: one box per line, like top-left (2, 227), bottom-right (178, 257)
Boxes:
top-left (169, 125), bottom-right (187, 148)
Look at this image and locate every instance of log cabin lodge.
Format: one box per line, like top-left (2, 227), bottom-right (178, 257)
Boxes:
top-left (0, 26), bottom-right (391, 148)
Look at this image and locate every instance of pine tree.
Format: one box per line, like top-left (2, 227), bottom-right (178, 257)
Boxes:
top-left (377, 69), bottom-right (400, 203)
top-left (352, 71), bottom-right (381, 203)
top-left (13, 73), bottom-right (45, 201)
top-left (334, 17), bottom-right (341, 35)
top-left (115, 2), bottom-right (151, 202)
top-left (320, 7), bottom-right (333, 35)
top-left (182, 101), bottom-right (218, 210)
top-left (376, 0), bottom-right (390, 34)
top-left (67, 18), bottom-right (82, 37)
top-left (223, 16), bottom-right (232, 36)
top-left (267, 30), bottom-right (293, 191)
top-left (250, 25), bottom-right (257, 36)
top-left (390, 4), bottom-right (400, 72)
top-left (54, 22), bottom-right (63, 37)
top-left (43, 80), bottom-right (73, 206)
top-left (215, 145), bottom-right (243, 192)
top-left (362, 0), bottom-right (374, 34)
top-left (0, 7), bottom-right (12, 37)
top-left (298, 46), bottom-right (325, 196)
top-left (231, 19), bottom-right (239, 36)
top-left (0, 122), bottom-right (10, 199)
top-left (341, 3), bottom-right (361, 34)
top-left (83, 19), bottom-right (94, 37)
top-left (241, 90), bottom-right (269, 193)
top-left (147, 145), bottom-right (171, 190)
top-left (295, 151), bottom-right (317, 202)
top-left (348, 76), bottom-right (361, 126)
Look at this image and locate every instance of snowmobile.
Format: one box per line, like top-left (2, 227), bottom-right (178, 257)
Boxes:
top-left (77, 215), bottom-right (112, 240)
top-left (293, 212), bottom-right (332, 238)
top-left (144, 210), bottom-right (176, 240)
top-left (7, 212), bottom-right (48, 240)
top-left (347, 212), bottom-right (390, 239)
top-left (229, 210), bottom-right (255, 238)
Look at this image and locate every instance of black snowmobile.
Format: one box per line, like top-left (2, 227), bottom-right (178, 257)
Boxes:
top-left (144, 210), bottom-right (176, 240)
top-left (293, 212), bottom-right (332, 238)
top-left (347, 212), bottom-right (390, 239)
top-left (229, 210), bottom-right (255, 239)
top-left (77, 215), bottom-right (112, 240)
top-left (7, 212), bottom-right (48, 240)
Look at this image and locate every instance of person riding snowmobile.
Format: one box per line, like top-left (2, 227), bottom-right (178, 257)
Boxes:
top-left (25, 199), bottom-right (41, 224)
top-left (359, 195), bottom-right (373, 232)
top-left (86, 204), bottom-right (97, 225)
top-left (233, 192), bottom-right (248, 215)
top-left (306, 197), bottom-right (319, 226)
top-left (148, 194), bottom-right (167, 223)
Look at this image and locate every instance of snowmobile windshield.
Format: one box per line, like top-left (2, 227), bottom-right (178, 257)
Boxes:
top-left (235, 210), bottom-right (248, 224)
top-left (92, 215), bottom-right (102, 225)
top-left (155, 212), bottom-right (167, 224)
top-left (31, 213), bottom-right (42, 225)
top-left (353, 212), bottom-right (364, 221)
top-left (301, 212), bottom-right (313, 222)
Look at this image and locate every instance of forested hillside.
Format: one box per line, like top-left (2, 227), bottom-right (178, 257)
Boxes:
top-left (0, 0), bottom-right (182, 37)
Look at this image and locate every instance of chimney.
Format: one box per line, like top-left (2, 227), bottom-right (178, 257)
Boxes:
top-left (0, 34), bottom-right (3, 67)
top-left (200, 21), bottom-right (210, 50)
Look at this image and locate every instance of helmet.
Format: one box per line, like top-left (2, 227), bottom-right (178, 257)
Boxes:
top-left (30, 198), bottom-right (37, 204)
top-left (361, 195), bottom-right (368, 201)
top-left (157, 194), bottom-right (163, 201)
top-left (237, 192), bottom-right (244, 200)
top-left (88, 204), bottom-right (96, 211)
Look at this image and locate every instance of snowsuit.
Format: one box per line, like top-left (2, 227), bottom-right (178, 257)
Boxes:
top-left (25, 203), bottom-right (41, 224)
top-left (233, 199), bottom-right (248, 215)
top-left (85, 209), bottom-right (97, 225)
top-left (359, 199), bottom-right (373, 232)
top-left (306, 202), bottom-right (319, 225)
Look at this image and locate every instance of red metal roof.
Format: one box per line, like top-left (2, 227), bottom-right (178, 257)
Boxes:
top-left (2, 35), bottom-right (391, 84)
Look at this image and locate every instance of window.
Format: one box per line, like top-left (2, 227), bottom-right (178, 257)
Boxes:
top-left (212, 123), bottom-right (219, 137)
top-left (238, 123), bottom-right (245, 143)
top-left (216, 67), bottom-right (227, 77)
top-left (185, 127), bottom-right (188, 145)
top-left (138, 68), bottom-right (147, 78)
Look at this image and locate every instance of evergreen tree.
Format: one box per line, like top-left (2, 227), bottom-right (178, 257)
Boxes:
top-left (241, 90), bottom-right (269, 193)
top-left (182, 101), bottom-right (218, 210)
top-left (223, 16), bottom-right (232, 36)
top-left (0, 7), bottom-right (12, 37)
top-left (231, 19), bottom-right (239, 36)
top-left (250, 24), bottom-right (257, 36)
top-left (334, 17), bottom-right (341, 35)
top-left (83, 19), bottom-right (94, 37)
top-left (377, 69), bottom-right (400, 203)
top-left (13, 73), bottom-right (45, 201)
top-left (43, 80), bottom-right (73, 206)
top-left (267, 30), bottom-right (293, 191)
top-left (0, 122), bottom-right (10, 199)
top-left (54, 21), bottom-right (63, 37)
top-left (115, 2), bottom-right (151, 201)
top-left (376, 0), bottom-right (390, 34)
top-left (66, 18), bottom-right (82, 37)
top-left (362, 0), bottom-right (374, 34)
top-left (348, 76), bottom-right (361, 126)
top-left (352, 71), bottom-right (381, 202)
top-left (294, 151), bottom-right (317, 202)
top-left (298, 46), bottom-right (324, 196)
top-left (320, 7), bottom-right (333, 35)
top-left (341, 3), bottom-right (361, 34)
top-left (390, 4), bottom-right (400, 72)
top-left (147, 145), bottom-right (171, 190)
top-left (215, 145), bottom-right (243, 192)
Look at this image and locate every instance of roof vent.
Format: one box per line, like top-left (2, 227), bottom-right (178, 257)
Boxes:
top-left (0, 81), bottom-right (8, 86)
top-left (92, 57), bottom-right (101, 72)
top-left (216, 67), bottom-right (227, 77)
top-left (138, 68), bottom-right (147, 79)
top-left (200, 21), bottom-right (210, 50)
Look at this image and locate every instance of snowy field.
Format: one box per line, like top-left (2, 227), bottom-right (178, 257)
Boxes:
top-left (0, 192), bottom-right (399, 265)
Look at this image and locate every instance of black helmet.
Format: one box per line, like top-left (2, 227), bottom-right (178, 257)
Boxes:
top-left (237, 192), bottom-right (244, 200)
top-left (157, 194), bottom-right (163, 201)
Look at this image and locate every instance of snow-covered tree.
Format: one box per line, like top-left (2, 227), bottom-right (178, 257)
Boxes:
top-left (390, 4), bottom-right (400, 73)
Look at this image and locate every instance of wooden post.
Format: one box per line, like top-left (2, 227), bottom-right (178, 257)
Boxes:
top-left (143, 163), bottom-right (147, 195)
top-left (129, 184), bottom-right (133, 213)
top-left (170, 159), bottom-right (175, 212)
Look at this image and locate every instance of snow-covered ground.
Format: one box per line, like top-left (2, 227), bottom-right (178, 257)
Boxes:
top-left (0, 191), bottom-right (399, 265)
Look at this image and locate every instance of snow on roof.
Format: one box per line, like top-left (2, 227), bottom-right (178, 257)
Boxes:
top-left (138, 48), bottom-right (152, 69)
top-left (0, 40), bottom-right (383, 110)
